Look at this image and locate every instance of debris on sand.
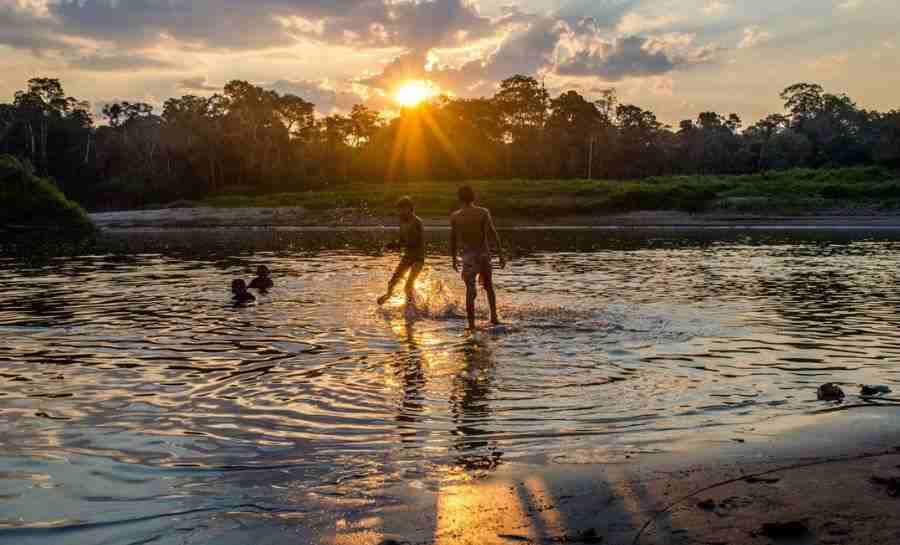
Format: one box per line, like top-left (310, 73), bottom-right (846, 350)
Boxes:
top-left (744, 475), bottom-right (781, 484)
top-left (817, 383), bottom-right (845, 401)
top-left (697, 498), bottom-right (717, 511)
top-left (551, 528), bottom-right (604, 543)
top-left (861, 384), bottom-right (892, 396)
top-left (758, 520), bottom-right (811, 539)
top-left (870, 475), bottom-right (900, 497)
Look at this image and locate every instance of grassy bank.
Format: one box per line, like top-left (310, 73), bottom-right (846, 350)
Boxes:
top-left (0, 155), bottom-right (94, 232)
top-left (168, 167), bottom-right (900, 219)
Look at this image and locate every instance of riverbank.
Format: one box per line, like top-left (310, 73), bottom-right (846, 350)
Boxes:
top-left (301, 406), bottom-right (900, 545)
top-left (90, 205), bottom-right (900, 229)
top-left (0, 155), bottom-right (93, 233)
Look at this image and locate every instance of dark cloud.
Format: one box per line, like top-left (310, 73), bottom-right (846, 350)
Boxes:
top-left (266, 79), bottom-right (371, 113)
top-left (356, 50), bottom-right (432, 89)
top-left (557, 36), bottom-right (673, 79)
top-left (556, 33), bottom-right (717, 80)
top-left (72, 52), bottom-right (181, 72)
top-left (0, 5), bottom-right (69, 53)
top-left (356, 15), bottom-right (566, 94)
top-left (311, 0), bottom-right (493, 50)
top-left (1, 4), bottom-right (182, 72)
top-left (357, 12), bottom-right (718, 96)
top-left (50, 0), bottom-right (299, 50)
top-left (1, 0), bottom-right (720, 107)
top-left (178, 76), bottom-right (221, 93)
top-left (42, 0), bottom-right (494, 51)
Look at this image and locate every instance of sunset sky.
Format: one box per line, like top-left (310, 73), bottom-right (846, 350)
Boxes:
top-left (1, 0), bottom-right (898, 125)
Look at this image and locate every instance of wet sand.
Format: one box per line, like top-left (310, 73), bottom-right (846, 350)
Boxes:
top-left (298, 407), bottom-right (900, 545)
top-left (89, 207), bottom-right (900, 230)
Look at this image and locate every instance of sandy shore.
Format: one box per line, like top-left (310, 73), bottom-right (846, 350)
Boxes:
top-left (89, 207), bottom-right (900, 230)
top-left (284, 406), bottom-right (900, 545)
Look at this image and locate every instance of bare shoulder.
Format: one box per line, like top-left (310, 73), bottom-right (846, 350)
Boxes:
top-left (477, 206), bottom-right (492, 218)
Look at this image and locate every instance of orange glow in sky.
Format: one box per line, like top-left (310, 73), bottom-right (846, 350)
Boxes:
top-left (394, 79), bottom-right (438, 107)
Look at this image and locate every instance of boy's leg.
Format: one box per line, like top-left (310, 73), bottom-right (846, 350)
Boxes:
top-left (481, 256), bottom-right (499, 325)
top-left (379, 259), bottom-right (412, 304)
top-left (461, 253), bottom-right (478, 329)
top-left (404, 260), bottom-right (424, 300)
top-left (464, 277), bottom-right (477, 329)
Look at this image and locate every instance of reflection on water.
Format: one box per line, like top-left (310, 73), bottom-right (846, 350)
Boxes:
top-left (2, 228), bottom-right (900, 543)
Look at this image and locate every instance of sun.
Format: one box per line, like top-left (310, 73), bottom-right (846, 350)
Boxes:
top-left (394, 80), bottom-right (437, 107)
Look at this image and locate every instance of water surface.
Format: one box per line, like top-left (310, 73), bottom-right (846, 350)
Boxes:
top-left (2, 227), bottom-right (900, 544)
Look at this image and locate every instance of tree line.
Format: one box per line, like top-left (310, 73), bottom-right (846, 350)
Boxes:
top-left (1, 75), bottom-right (898, 210)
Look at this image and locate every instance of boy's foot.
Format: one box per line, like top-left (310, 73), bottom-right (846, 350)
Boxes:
top-left (377, 294), bottom-right (391, 305)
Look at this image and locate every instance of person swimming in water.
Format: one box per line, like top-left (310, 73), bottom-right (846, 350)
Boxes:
top-left (378, 196), bottom-right (425, 306)
top-left (248, 265), bottom-right (273, 292)
top-left (231, 278), bottom-right (256, 305)
top-left (450, 185), bottom-right (506, 329)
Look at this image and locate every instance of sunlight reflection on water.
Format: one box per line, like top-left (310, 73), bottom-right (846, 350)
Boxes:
top-left (2, 228), bottom-right (900, 543)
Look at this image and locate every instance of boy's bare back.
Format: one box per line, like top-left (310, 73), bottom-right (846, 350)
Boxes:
top-left (451, 206), bottom-right (492, 252)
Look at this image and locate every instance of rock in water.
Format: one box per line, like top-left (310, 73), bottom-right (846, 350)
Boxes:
top-left (760, 521), bottom-right (811, 539)
top-left (817, 383), bottom-right (845, 401)
top-left (861, 384), bottom-right (892, 396)
top-left (870, 475), bottom-right (900, 497)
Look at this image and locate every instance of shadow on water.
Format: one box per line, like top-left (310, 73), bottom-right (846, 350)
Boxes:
top-left (449, 335), bottom-right (503, 473)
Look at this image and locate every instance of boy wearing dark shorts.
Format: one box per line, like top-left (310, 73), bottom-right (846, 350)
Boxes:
top-left (378, 196), bottom-right (425, 305)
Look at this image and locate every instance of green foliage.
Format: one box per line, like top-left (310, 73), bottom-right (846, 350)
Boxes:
top-left (0, 154), bottom-right (93, 231)
top-left (2, 76), bottom-right (900, 214)
top-left (194, 167), bottom-right (900, 218)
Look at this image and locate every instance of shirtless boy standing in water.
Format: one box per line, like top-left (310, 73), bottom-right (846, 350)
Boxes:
top-left (451, 186), bottom-right (506, 329)
top-left (378, 196), bottom-right (425, 305)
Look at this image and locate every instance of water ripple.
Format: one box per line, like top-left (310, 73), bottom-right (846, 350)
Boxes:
top-left (3, 229), bottom-right (900, 541)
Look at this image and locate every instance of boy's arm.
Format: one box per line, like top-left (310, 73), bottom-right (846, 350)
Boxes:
top-left (412, 217), bottom-right (425, 252)
top-left (450, 215), bottom-right (458, 271)
top-left (485, 210), bottom-right (505, 268)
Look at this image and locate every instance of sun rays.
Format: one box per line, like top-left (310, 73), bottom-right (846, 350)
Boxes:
top-left (394, 79), bottom-right (439, 108)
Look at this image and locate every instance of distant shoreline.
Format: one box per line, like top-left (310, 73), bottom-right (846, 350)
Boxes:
top-left (90, 206), bottom-right (900, 230)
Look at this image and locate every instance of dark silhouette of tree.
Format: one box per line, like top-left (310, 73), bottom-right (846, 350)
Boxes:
top-left (0, 75), bottom-right (897, 211)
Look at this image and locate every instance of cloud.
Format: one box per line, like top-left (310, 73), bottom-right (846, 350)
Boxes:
top-left (556, 0), bottom-right (639, 26)
top-left (1, 0), bottom-right (721, 115)
top-left (43, 0), bottom-right (496, 52)
top-left (357, 15), bottom-right (719, 95)
top-left (178, 77), bottom-right (221, 93)
top-left (616, 13), bottom-right (683, 34)
top-left (556, 32), bottom-right (717, 81)
top-left (266, 79), bottom-right (372, 113)
top-left (810, 53), bottom-right (849, 76)
top-left (0, 1), bottom-right (69, 52)
top-left (71, 52), bottom-right (180, 71)
top-left (836, 0), bottom-right (862, 10)
top-left (356, 15), bottom-right (569, 95)
top-left (702, 1), bottom-right (730, 16)
top-left (738, 26), bottom-right (773, 49)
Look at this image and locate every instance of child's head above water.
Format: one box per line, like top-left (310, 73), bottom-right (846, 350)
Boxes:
top-left (249, 265), bottom-right (274, 291)
top-left (232, 278), bottom-right (249, 296)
